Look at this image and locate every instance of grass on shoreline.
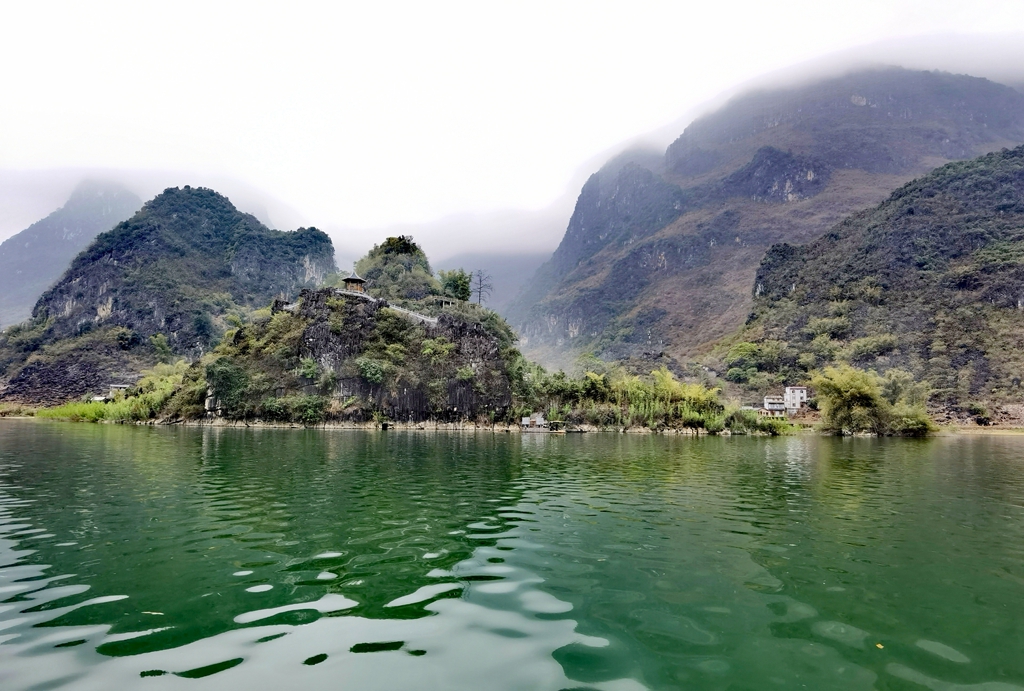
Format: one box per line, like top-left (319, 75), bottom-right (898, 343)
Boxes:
top-left (35, 361), bottom-right (187, 423)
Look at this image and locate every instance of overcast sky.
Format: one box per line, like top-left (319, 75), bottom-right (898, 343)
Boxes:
top-left (2, 1), bottom-right (1024, 258)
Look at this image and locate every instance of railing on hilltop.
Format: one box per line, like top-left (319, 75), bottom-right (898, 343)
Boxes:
top-left (328, 289), bottom-right (439, 326)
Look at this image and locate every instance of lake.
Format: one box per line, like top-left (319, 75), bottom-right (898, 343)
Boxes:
top-left (1, 420), bottom-right (1023, 690)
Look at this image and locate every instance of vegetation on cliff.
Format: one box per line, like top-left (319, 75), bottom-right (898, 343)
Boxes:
top-left (508, 68), bottom-right (1024, 370)
top-left (37, 284), bottom-right (759, 432)
top-left (716, 145), bottom-right (1024, 412)
top-left (0, 187), bottom-right (336, 404)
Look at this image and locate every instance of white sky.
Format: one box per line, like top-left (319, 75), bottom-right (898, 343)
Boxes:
top-left (2, 1), bottom-right (1024, 258)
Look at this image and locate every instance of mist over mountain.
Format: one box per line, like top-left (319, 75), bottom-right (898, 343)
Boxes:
top-left (0, 181), bottom-right (141, 328)
top-left (436, 252), bottom-right (549, 315)
top-left (507, 67), bottom-right (1024, 369)
top-left (0, 187), bottom-right (335, 404)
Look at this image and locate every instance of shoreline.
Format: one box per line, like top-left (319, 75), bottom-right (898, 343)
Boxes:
top-left (6, 414), bottom-right (1024, 436)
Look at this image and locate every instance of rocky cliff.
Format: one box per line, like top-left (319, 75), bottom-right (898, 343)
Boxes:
top-left (0, 181), bottom-right (141, 328)
top-left (0, 186), bottom-right (336, 404)
top-left (507, 68), bottom-right (1024, 369)
top-left (167, 288), bottom-right (518, 423)
top-left (730, 145), bottom-right (1024, 406)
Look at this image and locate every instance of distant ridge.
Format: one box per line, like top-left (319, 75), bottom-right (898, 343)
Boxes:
top-left (0, 186), bottom-right (336, 404)
top-left (0, 181), bottom-right (141, 328)
top-left (507, 68), bottom-right (1024, 369)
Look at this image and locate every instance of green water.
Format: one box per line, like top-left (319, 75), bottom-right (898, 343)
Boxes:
top-left (1, 420), bottom-right (1023, 690)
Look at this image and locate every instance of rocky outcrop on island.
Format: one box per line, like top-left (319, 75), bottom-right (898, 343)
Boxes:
top-left (167, 287), bottom-right (518, 423)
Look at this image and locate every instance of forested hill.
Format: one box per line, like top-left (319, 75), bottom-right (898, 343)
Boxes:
top-left (0, 186), bottom-right (336, 404)
top-left (0, 181), bottom-right (141, 329)
top-left (507, 68), bottom-right (1024, 369)
top-left (733, 145), bottom-right (1024, 405)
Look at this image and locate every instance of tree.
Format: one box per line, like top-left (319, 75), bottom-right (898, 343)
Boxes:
top-left (438, 269), bottom-right (471, 301)
top-left (811, 365), bottom-right (934, 436)
top-left (471, 270), bottom-right (493, 305)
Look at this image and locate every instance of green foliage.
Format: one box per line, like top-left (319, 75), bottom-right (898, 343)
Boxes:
top-left (37, 401), bottom-right (109, 423)
top-left (723, 408), bottom-right (793, 435)
top-left (356, 235), bottom-right (441, 301)
top-left (299, 357), bottom-right (321, 380)
top-left (804, 316), bottom-right (852, 339)
top-left (724, 340), bottom-right (790, 382)
top-left (847, 334), bottom-right (898, 361)
top-left (421, 337), bottom-right (455, 364)
top-left (356, 357), bottom-right (387, 384)
top-left (206, 359), bottom-right (252, 414)
top-left (438, 269), bottom-right (471, 301)
top-left (744, 146), bottom-right (1024, 408)
top-left (526, 364), bottom-right (726, 431)
top-left (39, 361), bottom-right (188, 422)
top-left (811, 365), bottom-right (935, 436)
top-left (18, 187), bottom-right (335, 376)
top-left (286, 395), bottom-right (328, 426)
top-left (150, 333), bottom-right (173, 363)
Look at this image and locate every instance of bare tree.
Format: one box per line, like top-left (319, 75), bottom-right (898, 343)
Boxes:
top-left (471, 270), bottom-right (493, 305)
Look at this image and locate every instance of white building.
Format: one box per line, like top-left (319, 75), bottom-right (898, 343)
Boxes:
top-left (761, 395), bottom-right (786, 417)
top-left (784, 386), bottom-right (809, 413)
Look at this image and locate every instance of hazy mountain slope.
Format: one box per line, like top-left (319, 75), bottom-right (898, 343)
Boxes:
top-left (437, 251), bottom-right (549, 315)
top-left (0, 186), bottom-right (336, 403)
top-left (0, 181), bottom-right (141, 328)
top-left (507, 68), bottom-right (1024, 369)
top-left (731, 145), bottom-right (1024, 406)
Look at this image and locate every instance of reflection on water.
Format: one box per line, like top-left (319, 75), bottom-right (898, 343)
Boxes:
top-left (1, 421), bottom-right (1023, 689)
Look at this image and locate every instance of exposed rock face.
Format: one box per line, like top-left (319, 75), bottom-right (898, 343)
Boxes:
top-left (0, 186), bottom-right (336, 404)
top-left (203, 288), bottom-right (514, 422)
top-left (0, 181), bottom-right (141, 329)
top-left (34, 186), bottom-right (335, 353)
top-left (720, 147), bottom-right (830, 203)
top-left (296, 289), bottom-right (512, 419)
top-left (508, 68), bottom-right (1024, 369)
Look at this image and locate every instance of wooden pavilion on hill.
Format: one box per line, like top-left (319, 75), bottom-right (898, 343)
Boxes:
top-left (343, 270), bottom-right (366, 293)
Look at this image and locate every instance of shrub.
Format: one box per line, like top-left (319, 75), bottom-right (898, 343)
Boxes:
top-left (356, 357), bottom-right (386, 384)
top-left (206, 359), bottom-right (252, 415)
top-left (287, 395), bottom-right (328, 426)
top-left (804, 316), bottom-right (852, 339)
top-left (37, 401), bottom-right (107, 422)
top-left (299, 357), bottom-right (321, 380)
top-left (150, 333), bottom-right (173, 363)
top-left (421, 337), bottom-right (455, 364)
top-left (724, 408), bottom-right (792, 435)
top-left (811, 365), bottom-right (935, 436)
top-left (811, 365), bottom-right (888, 434)
top-left (438, 269), bottom-right (472, 301)
top-left (847, 334), bottom-right (898, 361)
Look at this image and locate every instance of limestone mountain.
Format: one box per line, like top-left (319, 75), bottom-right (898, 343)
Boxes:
top-left (0, 186), bottom-right (335, 404)
top-left (726, 145), bottom-right (1024, 407)
top-left (0, 181), bottom-right (142, 328)
top-left (507, 68), bottom-right (1024, 369)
